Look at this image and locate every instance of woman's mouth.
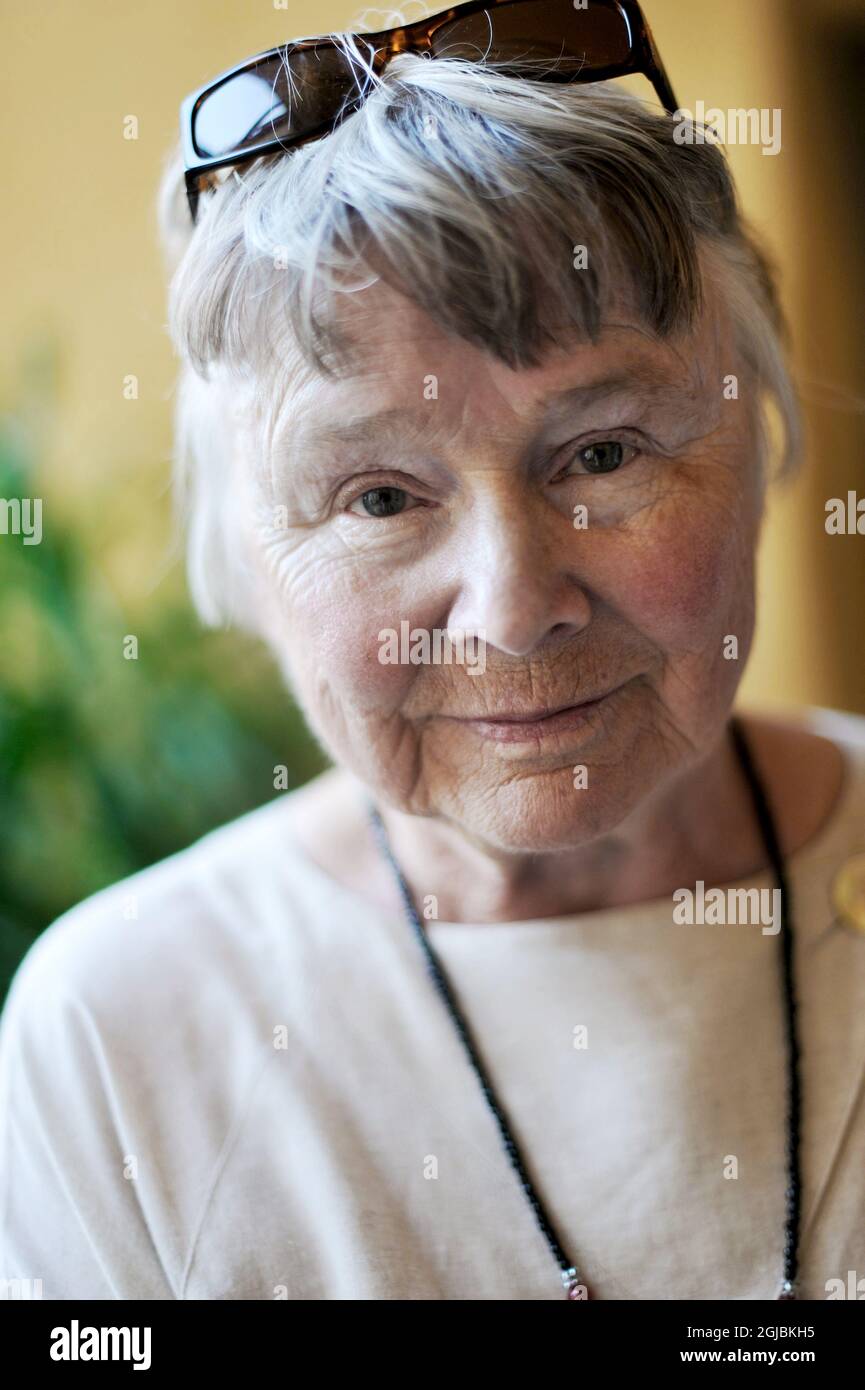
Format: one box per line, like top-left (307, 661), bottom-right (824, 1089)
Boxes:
top-left (448, 685), bottom-right (626, 743)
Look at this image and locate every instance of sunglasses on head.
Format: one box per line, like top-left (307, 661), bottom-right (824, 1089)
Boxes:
top-left (180, 0), bottom-right (679, 225)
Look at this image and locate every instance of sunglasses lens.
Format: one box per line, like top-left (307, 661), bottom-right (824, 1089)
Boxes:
top-left (193, 46), bottom-right (361, 159)
top-left (191, 2), bottom-right (639, 171)
top-left (430, 0), bottom-right (632, 72)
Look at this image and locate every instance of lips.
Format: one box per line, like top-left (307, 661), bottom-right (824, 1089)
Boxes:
top-left (461, 697), bottom-right (604, 724)
top-left (444, 685), bottom-right (625, 744)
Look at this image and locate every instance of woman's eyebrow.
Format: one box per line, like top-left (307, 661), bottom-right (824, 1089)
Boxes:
top-left (540, 366), bottom-right (688, 421)
top-left (301, 407), bottom-right (419, 452)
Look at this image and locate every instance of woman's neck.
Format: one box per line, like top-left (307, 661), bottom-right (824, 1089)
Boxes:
top-left (367, 727), bottom-right (749, 923)
top-left (288, 713), bottom-right (844, 925)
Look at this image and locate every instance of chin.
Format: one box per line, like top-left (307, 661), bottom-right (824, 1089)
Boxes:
top-left (442, 763), bottom-right (656, 855)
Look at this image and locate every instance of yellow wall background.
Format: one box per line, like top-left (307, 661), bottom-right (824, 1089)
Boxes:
top-left (2, 0), bottom-right (863, 715)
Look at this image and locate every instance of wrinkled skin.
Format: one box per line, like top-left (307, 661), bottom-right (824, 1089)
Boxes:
top-left (234, 276), bottom-right (840, 923)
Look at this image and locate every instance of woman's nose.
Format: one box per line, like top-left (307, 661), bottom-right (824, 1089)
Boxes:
top-left (445, 498), bottom-right (592, 658)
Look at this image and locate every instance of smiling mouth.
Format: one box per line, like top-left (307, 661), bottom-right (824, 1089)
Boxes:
top-left (447, 684), bottom-right (627, 742)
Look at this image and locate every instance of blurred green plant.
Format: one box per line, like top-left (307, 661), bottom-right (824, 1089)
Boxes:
top-left (0, 352), bottom-right (326, 1000)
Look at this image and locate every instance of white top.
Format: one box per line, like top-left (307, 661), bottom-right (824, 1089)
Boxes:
top-left (1, 705), bottom-right (864, 1301)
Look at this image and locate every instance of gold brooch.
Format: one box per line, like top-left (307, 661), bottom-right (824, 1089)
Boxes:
top-left (830, 852), bottom-right (865, 935)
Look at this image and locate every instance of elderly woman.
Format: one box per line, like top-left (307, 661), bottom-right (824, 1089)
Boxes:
top-left (1, 2), bottom-right (864, 1304)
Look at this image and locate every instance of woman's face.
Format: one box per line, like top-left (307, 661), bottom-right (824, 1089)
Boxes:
top-left (245, 273), bottom-right (764, 851)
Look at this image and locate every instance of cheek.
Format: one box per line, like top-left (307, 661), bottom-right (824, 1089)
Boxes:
top-left (600, 503), bottom-right (756, 652)
top-left (262, 553), bottom-right (433, 715)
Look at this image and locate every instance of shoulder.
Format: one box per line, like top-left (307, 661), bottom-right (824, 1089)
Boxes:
top-left (741, 702), bottom-right (865, 765)
top-left (0, 779), bottom-right (362, 1297)
top-left (0, 783), bottom-right (345, 1060)
top-left (737, 703), bottom-right (865, 860)
top-left (0, 790), bottom-right (341, 1299)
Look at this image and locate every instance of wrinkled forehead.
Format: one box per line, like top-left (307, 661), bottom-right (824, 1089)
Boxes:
top-left (258, 260), bottom-right (735, 456)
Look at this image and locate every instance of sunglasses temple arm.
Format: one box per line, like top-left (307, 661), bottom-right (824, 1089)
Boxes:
top-left (654, 63), bottom-right (679, 116)
top-left (642, 30), bottom-right (679, 115)
top-left (185, 169), bottom-right (201, 227)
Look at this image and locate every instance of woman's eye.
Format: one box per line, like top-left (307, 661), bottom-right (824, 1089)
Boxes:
top-left (571, 440), bottom-right (632, 475)
top-left (581, 441), bottom-right (623, 473)
top-left (349, 486), bottom-right (412, 518)
top-left (557, 439), bottom-right (642, 479)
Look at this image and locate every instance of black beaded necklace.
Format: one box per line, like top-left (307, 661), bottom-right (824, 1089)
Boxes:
top-left (367, 713), bottom-right (802, 1300)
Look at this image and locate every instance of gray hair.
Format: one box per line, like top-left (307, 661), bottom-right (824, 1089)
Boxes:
top-left (158, 40), bottom-right (801, 629)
